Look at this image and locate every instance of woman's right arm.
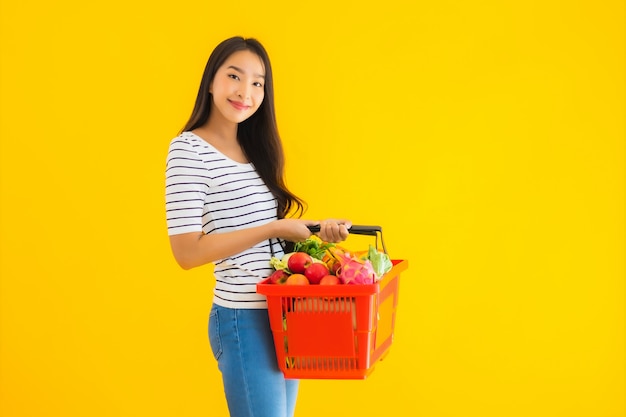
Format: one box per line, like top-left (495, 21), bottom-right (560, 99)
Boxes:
top-left (168, 217), bottom-right (352, 270)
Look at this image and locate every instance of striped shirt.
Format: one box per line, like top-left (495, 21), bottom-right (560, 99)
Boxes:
top-left (165, 131), bottom-right (284, 309)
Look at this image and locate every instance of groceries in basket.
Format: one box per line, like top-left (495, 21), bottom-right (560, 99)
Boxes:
top-left (268, 236), bottom-right (393, 286)
top-left (257, 225), bottom-right (408, 379)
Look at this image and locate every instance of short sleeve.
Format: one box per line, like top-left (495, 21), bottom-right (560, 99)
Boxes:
top-left (165, 136), bottom-right (208, 236)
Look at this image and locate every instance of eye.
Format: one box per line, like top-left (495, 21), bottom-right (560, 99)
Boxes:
top-left (253, 82), bottom-right (263, 88)
top-left (228, 74), bottom-right (240, 81)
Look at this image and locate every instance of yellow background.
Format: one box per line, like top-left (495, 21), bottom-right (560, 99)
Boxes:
top-left (1, 1), bottom-right (623, 416)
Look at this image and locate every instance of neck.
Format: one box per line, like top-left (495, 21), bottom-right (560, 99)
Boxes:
top-left (202, 113), bottom-right (238, 142)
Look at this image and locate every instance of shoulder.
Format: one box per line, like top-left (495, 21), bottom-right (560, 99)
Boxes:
top-left (167, 132), bottom-right (207, 161)
top-left (168, 131), bottom-right (204, 152)
top-left (166, 132), bottom-right (206, 172)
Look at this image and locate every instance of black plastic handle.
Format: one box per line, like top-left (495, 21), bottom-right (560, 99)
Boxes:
top-left (307, 224), bottom-right (387, 253)
top-left (307, 224), bottom-right (381, 236)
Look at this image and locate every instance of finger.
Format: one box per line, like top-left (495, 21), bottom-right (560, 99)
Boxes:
top-left (326, 224), bottom-right (344, 242)
top-left (324, 222), bottom-right (340, 239)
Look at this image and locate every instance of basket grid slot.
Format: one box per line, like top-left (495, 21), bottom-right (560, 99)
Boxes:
top-left (282, 296), bottom-right (357, 315)
top-left (286, 356), bottom-right (358, 372)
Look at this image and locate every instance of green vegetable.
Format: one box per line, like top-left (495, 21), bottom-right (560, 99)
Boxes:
top-left (367, 245), bottom-right (393, 278)
top-left (293, 237), bottom-right (335, 260)
top-left (270, 256), bottom-right (288, 271)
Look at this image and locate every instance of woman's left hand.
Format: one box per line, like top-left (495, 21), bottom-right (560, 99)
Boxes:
top-left (317, 219), bottom-right (352, 243)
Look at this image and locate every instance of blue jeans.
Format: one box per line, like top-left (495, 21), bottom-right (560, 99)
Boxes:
top-left (209, 304), bottom-right (299, 417)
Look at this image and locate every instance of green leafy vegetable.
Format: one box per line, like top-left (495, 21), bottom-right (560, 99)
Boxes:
top-left (270, 256), bottom-right (288, 271)
top-left (293, 237), bottom-right (335, 260)
top-left (368, 245), bottom-right (393, 278)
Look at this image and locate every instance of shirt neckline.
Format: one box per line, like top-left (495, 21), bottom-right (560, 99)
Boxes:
top-left (185, 131), bottom-right (253, 167)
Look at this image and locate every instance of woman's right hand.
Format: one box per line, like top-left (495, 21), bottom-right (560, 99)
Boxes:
top-left (273, 218), bottom-right (317, 243)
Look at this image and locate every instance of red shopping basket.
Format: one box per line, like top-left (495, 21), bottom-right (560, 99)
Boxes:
top-left (257, 226), bottom-right (408, 379)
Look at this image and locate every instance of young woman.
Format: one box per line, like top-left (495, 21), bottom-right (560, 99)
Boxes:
top-left (165, 36), bottom-right (351, 417)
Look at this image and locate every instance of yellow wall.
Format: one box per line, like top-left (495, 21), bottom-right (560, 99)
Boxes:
top-left (1, 1), bottom-right (623, 416)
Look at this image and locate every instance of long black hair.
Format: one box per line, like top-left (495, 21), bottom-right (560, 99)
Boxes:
top-left (181, 36), bottom-right (305, 219)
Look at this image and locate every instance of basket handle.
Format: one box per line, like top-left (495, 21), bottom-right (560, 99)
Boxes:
top-left (307, 224), bottom-right (388, 254)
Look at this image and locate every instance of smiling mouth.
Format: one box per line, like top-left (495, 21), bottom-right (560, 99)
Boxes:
top-left (229, 100), bottom-right (250, 111)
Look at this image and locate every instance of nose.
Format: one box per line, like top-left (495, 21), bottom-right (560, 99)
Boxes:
top-left (237, 85), bottom-right (251, 100)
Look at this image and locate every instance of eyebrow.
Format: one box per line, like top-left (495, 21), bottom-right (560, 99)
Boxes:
top-left (227, 65), bottom-right (265, 79)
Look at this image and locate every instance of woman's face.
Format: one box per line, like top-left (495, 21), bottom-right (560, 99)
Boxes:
top-left (209, 50), bottom-right (265, 124)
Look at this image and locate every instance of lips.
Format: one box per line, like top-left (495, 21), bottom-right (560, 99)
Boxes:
top-left (229, 100), bottom-right (250, 111)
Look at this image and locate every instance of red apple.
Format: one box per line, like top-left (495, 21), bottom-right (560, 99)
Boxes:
top-left (319, 275), bottom-right (340, 285)
top-left (268, 269), bottom-right (290, 285)
top-left (287, 252), bottom-right (312, 274)
top-left (304, 262), bottom-right (330, 284)
top-left (285, 273), bottom-right (309, 285)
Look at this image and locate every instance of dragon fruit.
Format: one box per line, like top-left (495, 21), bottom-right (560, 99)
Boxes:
top-left (335, 253), bottom-right (376, 285)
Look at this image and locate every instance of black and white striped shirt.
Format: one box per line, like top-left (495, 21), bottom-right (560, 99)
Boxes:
top-left (165, 131), bottom-right (284, 308)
